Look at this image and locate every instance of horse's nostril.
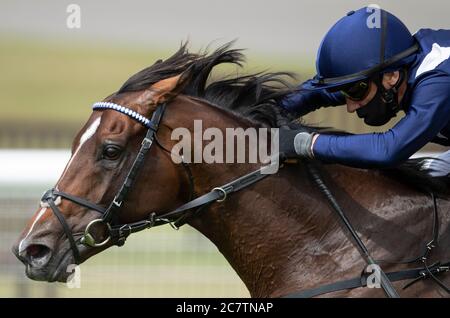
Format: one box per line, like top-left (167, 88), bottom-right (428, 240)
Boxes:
top-left (25, 244), bottom-right (52, 267)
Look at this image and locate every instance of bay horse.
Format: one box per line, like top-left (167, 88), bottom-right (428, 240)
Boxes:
top-left (12, 43), bottom-right (450, 297)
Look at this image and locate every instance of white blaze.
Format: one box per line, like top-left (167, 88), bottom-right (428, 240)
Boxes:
top-left (18, 207), bottom-right (47, 253)
top-left (18, 116), bottom-right (102, 252)
top-left (58, 116), bottom-right (102, 183)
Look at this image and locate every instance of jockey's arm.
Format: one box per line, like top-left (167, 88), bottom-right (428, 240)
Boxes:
top-left (280, 79), bottom-right (346, 116)
top-left (312, 72), bottom-right (450, 168)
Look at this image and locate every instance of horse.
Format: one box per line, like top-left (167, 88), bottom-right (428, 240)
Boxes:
top-left (12, 43), bottom-right (450, 297)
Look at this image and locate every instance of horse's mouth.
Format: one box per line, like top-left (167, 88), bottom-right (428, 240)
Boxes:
top-left (50, 248), bottom-right (77, 283)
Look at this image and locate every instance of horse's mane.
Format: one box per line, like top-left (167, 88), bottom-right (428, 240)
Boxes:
top-left (117, 42), bottom-right (448, 197)
top-left (118, 42), bottom-right (308, 129)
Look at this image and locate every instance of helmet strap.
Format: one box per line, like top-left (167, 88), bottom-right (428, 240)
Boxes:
top-left (376, 68), bottom-right (406, 113)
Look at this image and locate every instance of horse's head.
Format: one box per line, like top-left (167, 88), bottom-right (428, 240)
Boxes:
top-left (12, 43), bottom-right (293, 284)
top-left (12, 72), bottom-right (196, 282)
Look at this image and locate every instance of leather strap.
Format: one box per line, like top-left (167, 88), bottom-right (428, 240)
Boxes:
top-left (151, 164), bottom-right (273, 225)
top-left (43, 195), bottom-right (81, 264)
top-left (53, 190), bottom-right (106, 214)
top-left (283, 261), bottom-right (450, 298)
top-left (104, 163), bottom-right (275, 245)
top-left (306, 162), bottom-right (400, 298)
top-left (102, 104), bottom-right (166, 224)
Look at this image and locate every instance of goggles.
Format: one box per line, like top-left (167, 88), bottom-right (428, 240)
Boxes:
top-left (338, 80), bottom-right (371, 101)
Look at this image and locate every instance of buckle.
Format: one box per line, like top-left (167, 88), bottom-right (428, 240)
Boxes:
top-left (142, 137), bottom-right (153, 150)
top-left (40, 189), bottom-right (61, 208)
top-left (147, 212), bottom-right (156, 228)
top-left (119, 224), bottom-right (132, 238)
top-left (212, 187), bottom-right (227, 202)
top-left (41, 189), bottom-right (54, 201)
top-left (113, 197), bottom-right (123, 207)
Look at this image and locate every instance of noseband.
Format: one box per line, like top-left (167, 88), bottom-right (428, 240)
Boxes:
top-left (40, 101), bottom-right (271, 264)
top-left (40, 102), bottom-right (168, 263)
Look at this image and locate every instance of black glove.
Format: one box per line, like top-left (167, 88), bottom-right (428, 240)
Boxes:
top-left (279, 128), bottom-right (315, 159)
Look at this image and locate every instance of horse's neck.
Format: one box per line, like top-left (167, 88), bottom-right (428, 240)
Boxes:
top-left (169, 98), bottom-right (449, 297)
top-left (187, 162), bottom-right (347, 297)
top-left (188, 163), bottom-right (447, 297)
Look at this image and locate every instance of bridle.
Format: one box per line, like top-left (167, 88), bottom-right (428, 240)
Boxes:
top-left (40, 100), bottom-right (450, 297)
top-left (40, 101), bottom-right (272, 265)
top-left (41, 102), bottom-right (180, 263)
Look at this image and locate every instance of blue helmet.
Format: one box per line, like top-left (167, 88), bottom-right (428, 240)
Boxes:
top-left (304, 7), bottom-right (418, 90)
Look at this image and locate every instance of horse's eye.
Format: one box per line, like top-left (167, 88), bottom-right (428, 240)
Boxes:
top-left (102, 145), bottom-right (122, 160)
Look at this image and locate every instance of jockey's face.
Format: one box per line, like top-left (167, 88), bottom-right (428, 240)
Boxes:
top-left (345, 71), bottom-right (407, 113)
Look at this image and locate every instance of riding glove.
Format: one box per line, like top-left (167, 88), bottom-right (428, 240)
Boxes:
top-left (279, 128), bottom-right (316, 159)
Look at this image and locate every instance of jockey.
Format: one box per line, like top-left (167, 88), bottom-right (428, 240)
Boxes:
top-left (278, 6), bottom-right (450, 175)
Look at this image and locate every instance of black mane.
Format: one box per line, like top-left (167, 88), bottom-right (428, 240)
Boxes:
top-left (118, 42), bottom-right (301, 128)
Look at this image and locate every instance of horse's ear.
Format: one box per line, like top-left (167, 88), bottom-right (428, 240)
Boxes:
top-left (148, 70), bottom-right (191, 105)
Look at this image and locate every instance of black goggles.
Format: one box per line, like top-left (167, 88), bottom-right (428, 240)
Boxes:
top-left (335, 80), bottom-right (371, 101)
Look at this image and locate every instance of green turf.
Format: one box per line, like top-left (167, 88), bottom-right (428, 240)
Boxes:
top-left (0, 37), bottom-right (167, 124)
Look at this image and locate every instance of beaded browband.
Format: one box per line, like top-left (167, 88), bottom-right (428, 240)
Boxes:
top-left (93, 102), bottom-right (152, 128)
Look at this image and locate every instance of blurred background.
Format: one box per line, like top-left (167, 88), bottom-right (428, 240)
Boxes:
top-left (0, 0), bottom-right (447, 297)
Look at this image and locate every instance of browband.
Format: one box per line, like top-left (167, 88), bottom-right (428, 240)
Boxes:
top-left (93, 102), bottom-right (152, 129)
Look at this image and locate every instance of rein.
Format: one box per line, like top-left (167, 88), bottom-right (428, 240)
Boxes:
top-left (284, 163), bottom-right (450, 298)
top-left (40, 100), bottom-right (450, 297)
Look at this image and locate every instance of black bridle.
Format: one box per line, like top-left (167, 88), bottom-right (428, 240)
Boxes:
top-left (40, 102), bottom-right (164, 263)
top-left (40, 101), bottom-right (272, 265)
top-left (40, 100), bottom-right (450, 297)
